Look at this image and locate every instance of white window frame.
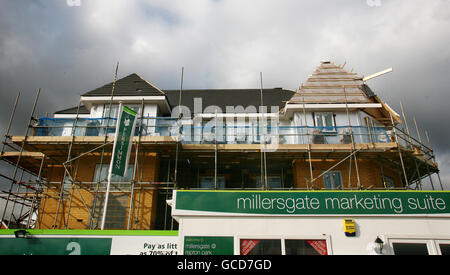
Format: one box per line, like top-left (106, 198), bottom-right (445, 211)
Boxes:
top-left (384, 235), bottom-right (450, 255)
top-left (388, 238), bottom-right (435, 255)
top-left (314, 112), bottom-right (336, 132)
top-left (93, 163), bottom-right (134, 183)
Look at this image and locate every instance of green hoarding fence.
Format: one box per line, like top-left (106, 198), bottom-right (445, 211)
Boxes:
top-left (0, 237), bottom-right (112, 255)
top-left (0, 230), bottom-right (178, 255)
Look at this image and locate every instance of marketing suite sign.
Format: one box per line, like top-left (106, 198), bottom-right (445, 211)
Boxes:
top-left (174, 190), bottom-right (450, 216)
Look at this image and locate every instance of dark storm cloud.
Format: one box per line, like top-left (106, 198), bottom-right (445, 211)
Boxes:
top-left (0, 0), bottom-right (449, 194)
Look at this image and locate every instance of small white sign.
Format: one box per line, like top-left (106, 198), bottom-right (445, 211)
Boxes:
top-left (110, 236), bottom-right (179, 255)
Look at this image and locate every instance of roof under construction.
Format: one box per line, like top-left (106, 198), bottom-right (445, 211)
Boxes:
top-left (288, 61), bottom-right (375, 104)
top-left (286, 61), bottom-right (401, 125)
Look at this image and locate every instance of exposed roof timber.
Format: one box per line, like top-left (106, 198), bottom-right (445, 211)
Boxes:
top-left (362, 68), bottom-right (393, 82)
top-left (378, 99), bottom-right (402, 125)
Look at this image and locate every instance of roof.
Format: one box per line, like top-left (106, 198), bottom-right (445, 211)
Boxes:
top-left (54, 105), bottom-right (90, 115)
top-left (82, 73), bottom-right (166, 97)
top-left (287, 61), bottom-right (401, 125)
top-left (163, 88), bottom-right (296, 113)
top-left (287, 61), bottom-right (374, 104)
top-left (57, 88), bottom-right (295, 115)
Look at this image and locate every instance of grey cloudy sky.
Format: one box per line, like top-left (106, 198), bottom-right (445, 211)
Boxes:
top-left (0, 0), bottom-right (450, 193)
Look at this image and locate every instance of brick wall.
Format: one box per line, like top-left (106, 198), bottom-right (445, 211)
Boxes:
top-left (36, 153), bottom-right (160, 230)
top-left (293, 158), bottom-right (402, 189)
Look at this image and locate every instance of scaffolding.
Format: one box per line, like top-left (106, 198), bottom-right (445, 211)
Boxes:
top-left (0, 80), bottom-right (444, 231)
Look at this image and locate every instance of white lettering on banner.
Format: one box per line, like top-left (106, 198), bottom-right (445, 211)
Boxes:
top-left (66, 242), bottom-right (81, 255)
top-left (235, 193), bottom-right (448, 214)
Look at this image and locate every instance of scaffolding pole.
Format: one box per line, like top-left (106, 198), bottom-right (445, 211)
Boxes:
top-left (400, 101), bottom-right (423, 189)
top-left (26, 155), bottom-right (45, 228)
top-left (1, 92), bottom-right (20, 155)
top-left (174, 66), bottom-right (184, 189)
top-left (302, 97), bottom-right (313, 190)
top-left (127, 98), bottom-right (144, 230)
top-left (9, 169), bottom-right (25, 227)
top-left (1, 88), bottom-right (40, 227)
top-left (214, 110), bottom-right (218, 190)
top-left (425, 130), bottom-right (444, 190)
top-left (343, 86), bottom-right (361, 189)
top-left (89, 62), bottom-right (119, 229)
top-left (259, 72), bottom-right (268, 190)
top-left (58, 98), bottom-right (82, 229)
top-left (389, 112), bottom-right (409, 188)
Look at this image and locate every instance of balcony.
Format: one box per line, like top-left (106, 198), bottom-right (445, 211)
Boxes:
top-left (29, 116), bottom-right (434, 162)
top-left (34, 117), bottom-right (390, 144)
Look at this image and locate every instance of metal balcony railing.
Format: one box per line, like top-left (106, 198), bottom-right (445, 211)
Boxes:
top-left (32, 117), bottom-right (433, 159)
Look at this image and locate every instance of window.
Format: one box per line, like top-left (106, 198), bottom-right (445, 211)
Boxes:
top-left (103, 104), bottom-right (119, 118)
top-left (436, 240), bottom-right (450, 255)
top-left (392, 243), bottom-right (429, 255)
top-left (240, 239), bottom-right (281, 255)
top-left (323, 171), bottom-right (343, 190)
top-left (93, 164), bottom-right (134, 183)
top-left (314, 112), bottom-right (335, 132)
top-left (200, 176), bottom-right (225, 189)
top-left (256, 176), bottom-right (282, 189)
top-left (103, 104), bottom-right (141, 118)
top-left (388, 238), bottom-right (450, 255)
top-left (240, 238), bottom-right (328, 255)
top-left (285, 240), bottom-right (328, 255)
top-left (382, 175), bottom-right (395, 189)
top-left (439, 244), bottom-right (450, 255)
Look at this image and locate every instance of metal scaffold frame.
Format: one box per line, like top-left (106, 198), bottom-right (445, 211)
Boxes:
top-left (0, 71), bottom-right (444, 231)
top-left (0, 67), bottom-right (178, 230)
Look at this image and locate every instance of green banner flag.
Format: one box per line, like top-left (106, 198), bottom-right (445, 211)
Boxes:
top-left (111, 105), bottom-right (137, 177)
top-left (101, 104), bottom-right (138, 230)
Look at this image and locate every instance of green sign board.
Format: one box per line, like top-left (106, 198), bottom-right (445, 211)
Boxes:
top-left (111, 105), bottom-right (137, 177)
top-left (175, 190), bottom-right (450, 216)
top-left (0, 237), bottom-right (112, 255)
top-left (184, 236), bottom-right (234, 255)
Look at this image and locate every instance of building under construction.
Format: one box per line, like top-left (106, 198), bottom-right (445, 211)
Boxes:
top-left (0, 61), bottom-right (449, 255)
